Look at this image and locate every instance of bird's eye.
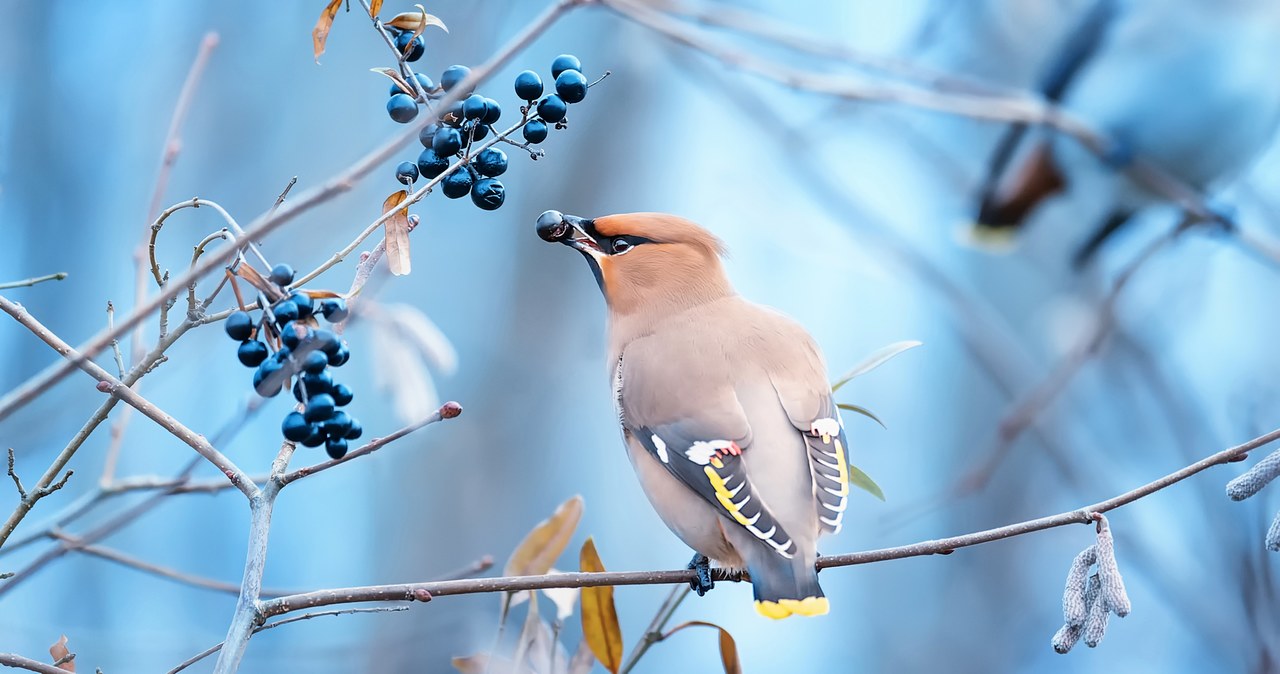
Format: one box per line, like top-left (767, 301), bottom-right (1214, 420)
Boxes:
top-left (611, 238), bottom-right (633, 254)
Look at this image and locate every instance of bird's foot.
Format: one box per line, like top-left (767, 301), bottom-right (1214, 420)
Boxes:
top-left (687, 553), bottom-right (714, 596)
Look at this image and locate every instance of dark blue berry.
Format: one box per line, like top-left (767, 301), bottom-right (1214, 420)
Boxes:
top-left (301, 350), bottom-right (329, 374)
top-left (268, 264), bottom-right (295, 287)
top-left (311, 329), bottom-right (341, 356)
top-left (325, 437), bottom-right (349, 460)
top-left (514, 70), bottom-right (543, 100)
top-left (419, 123), bottom-right (439, 148)
top-left (474, 148), bottom-right (508, 177)
top-left (301, 426), bottom-right (327, 448)
top-left (272, 301), bottom-right (298, 325)
top-left (304, 393), bottom-right (337, 423)
top-left (523, 120), bottom-right (548, 144)
top-left (396, 161), bottom-right (419, 185)
top-left (289, 292), bottom-right (315, 319)
top-left (465, 121), bottom-right (488, 142)
top-left (462, 94), bottom-right (487, 120)
top-left (237, 340), bottom-right (269, 367)
top-left (282, 411), bottom-right (311, 442)
top-left (328, 345), bottom-right (350, 367)
top-left (440, 65), bottom-right (471, 92)
top-left (481, 98), bottom-right (502, 125)
top-left (537, 95), bottom-right (567, 123)
top-left (555, 69), bottom-right (588, 104)
top-left (412, 72), bottom-right (434, 93)
top-left (323, 410), bottom-right (353, 438)
top-left (320, 298), bottom-right (349, 322)
top-left (442, 170), bottom-right (472, 199)
top-left (418, 147), bottom-right (450, 178)
top-left (280, 322), bottom-right (309, 349)
top-left (345, 418), bottom-right (364, 440)
top-left (386, 94), bottom-right (419, 124)
top-left (395, 32), bottom-right (425, 62)
top-left (301, 369), bottom-right (334, 394)
top-left (432, 127), bottom-right (462, 156)
top-left (253, 361), bottom-right (285, 397)
top-left (551, 54), bottom-right (582, 79)
top-left (225, 311), bottom-right (254, 341)
top-left (442, 101), bottom-right (464, 127)
top-left (331, 383), bottom-right (355, 406)
top-left (471, 178), bottom-right (505, 211)
top-left (273, 346), bottom-right (292, 363)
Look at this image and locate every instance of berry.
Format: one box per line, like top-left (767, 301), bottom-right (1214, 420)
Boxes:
top-left (418, 147), bottom-right (450, 178)
top-left (396, 160), bottom-right (419, 185)
top-left (412, 72), bottom-right (434, 93)
top-left (272, 301), bottom-right (298, 326)
top-left (441, 101), bottom-right (464, 127)
top-left (442, 170), bottom-right (472, 199)
top-left (551, 54), bottom-right (582, 79)
top-left (481, 98), bottom-right (502, 125)
top-left (523, 120), bottom-right (548, 143)
top-left (440, 65), bottom-right (471, 92)
top-left (474, 148), bottom-right (508, 177)
top-left (328, 345), bottom-right (350, 367)
top-left (325, 437), bottom-right (349, 460)
top-left (471, 178), bottom-right (505, 211)
top-left (432, 127), bottom-right (462, 156)
top-left (324, 410), bottom-right (353, 438)
top-left (253, 361), bottom-right (285, 397)
top-left (320, 298), bottom-right (349, 322)
top-left (394, 32), bottom-right (425, 62)
top-left (331, 383), bottom-right (355, 406)
top-left (311, 329), bottom-right (342, 356)
top-left (268, 263), bottom-right (295, 287)
top-left (237, 340), bottom-right (269, 367)
top-left (418, 123), bottom-right (439, 148)
top-left (289, 292), bottom-right (315, 319)
top-left (304, 393), bottom-right (337, 422)
top-left (537, 95), bottom-right (567, 123)
top-left (225, 311), bottom-right (254, 341)
top-left (301, 426), bottom-right (327, 448)
top-left (386, 94), bottom-right (419, 124)
top-left (273, 346), bottom-right (292, 364)
top-left (465, 121), bottom-right (489, 143)
top-left (462, 94), bottom-right (487, 120)
top-left (555, 69), bottom-right (588, 104)
top-left (514, 70), bottom-right (543, 100)
top-left (301, 369), bottom-right (334, 394)
top-left (282, 412), bottom-right (311, 442)
top-left (345, 418), bottom-right (364, 440)
top-left (280, 322), bottom-right (309, 349)
top-left (301, 350), bottom-right (329, 374)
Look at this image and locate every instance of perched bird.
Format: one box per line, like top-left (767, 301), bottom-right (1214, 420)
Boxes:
top-left (974, 0), bottom-right (1280, 267)
top-left (537, 210), bottom-right (850, 619)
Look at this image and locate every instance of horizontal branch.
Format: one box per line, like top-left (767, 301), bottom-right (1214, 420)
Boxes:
top-left (0, 652), bottom-right (69, 674)
top-left (258, 425), bottom-right (1280, 618)
top-left (0, 273), bottom-right (67, 291)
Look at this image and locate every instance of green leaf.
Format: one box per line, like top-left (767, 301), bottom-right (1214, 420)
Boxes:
top-left (836, 402), bottom-right (886, 429)
top-left (848, 463), bottom-right (885, 501)
top-left (831, 340), bottom-right (922, 392)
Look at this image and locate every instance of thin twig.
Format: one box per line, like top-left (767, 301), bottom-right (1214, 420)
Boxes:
top-left (0, 273), bottom-right (67, 291)
top-left (618, 584), bottom-right (689, 674)
top-left (0, 652), bottom-right (73, 674)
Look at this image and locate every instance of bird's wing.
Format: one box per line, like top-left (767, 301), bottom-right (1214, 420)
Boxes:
top-left (616, 354), bottom-right (799, 560)
top-left (767, 359), bottom-right (852, 535)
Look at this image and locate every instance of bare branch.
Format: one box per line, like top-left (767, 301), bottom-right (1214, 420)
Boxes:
top-left (0, 652), bottom-right (73, 674)
top-left (0, 273), bottom-right (67, 291)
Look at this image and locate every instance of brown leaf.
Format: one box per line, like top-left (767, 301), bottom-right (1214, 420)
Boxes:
top-left (300, 289), bottom-right (344, 300)
top-left (451, 653), bottom-right (517, 674)
top-left (370, 66), bottom-right (414, 96)
top-left (385, 6), bottom-right (449, 34)
top-left (664, 622), bottom-right (741, 674)
top-left (368, 0), bottom-right (384, 18)
top-left (579, 538), bottom-right (623, 674)
top-left (312, 0), bottom-right (344, 64)
top-left (382, 190), bottom-right (411, 276)
top-left (49, 634), bottom-right (75, 672)
top-left (504, 495), bottom-right (584, 577)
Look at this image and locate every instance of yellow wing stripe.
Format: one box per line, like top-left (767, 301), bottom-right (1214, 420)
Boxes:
top-left (831, 437), bottom-right (850, 494)
top-left (704, 465), bottom-right (752, 527)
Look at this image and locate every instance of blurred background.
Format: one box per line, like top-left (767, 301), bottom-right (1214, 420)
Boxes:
top-left (2, 0), bottom-right (1280, 671)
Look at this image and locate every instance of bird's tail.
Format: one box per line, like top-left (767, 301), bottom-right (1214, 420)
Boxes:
top-left (750, 554), bottom-right (828, 619)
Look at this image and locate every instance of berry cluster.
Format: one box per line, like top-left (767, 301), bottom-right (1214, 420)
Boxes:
top-left (383, 53), bottom-right (593, 212)
top-left (223, 263), bottom-right (363, 459)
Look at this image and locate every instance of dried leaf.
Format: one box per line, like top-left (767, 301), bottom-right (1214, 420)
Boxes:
top-left (312, 0), bottom-right (344, 64)
top-left (566, 640), bottom-right (595, 674)
top-left (541, 578), bottom-right (580, 622)
top-left (368, 0), bottom-right (384, 18)
top-left (836, 402), bottom-right (886, 429)
top-left (831, 340), bottom-right (922, 392)
top-left (236, 263), bottom-right (282, 301)
top-left (848, 463), bottom-right (885, 501)
top-left (382, 190), bottom-right (411, 276)
top-left (370, 66), bottom-right (414, 96)
top-left (386, 6), bottom-right (449, 34)
top-left (663, 621), bottom-right (740, 674)
top-left (300, 289), bottom-right (344, 300)
top-left (452, 653), bottom-right (518, 674)
top-left (579, 538), bottom-right (623, 674)
top-left (49, 634), bottom-right (74, 672)
top-left (511, 590), bottom-right (541, 670)
top-left (505, 495), bottom-right (584, 577)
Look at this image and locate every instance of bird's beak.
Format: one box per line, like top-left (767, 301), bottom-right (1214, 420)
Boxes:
top-left (536, 210), bottom-right (602, 259)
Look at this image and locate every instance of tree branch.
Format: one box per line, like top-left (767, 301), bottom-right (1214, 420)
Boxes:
top-left (0, 273), bottom-right (67, 291)
top-left (0, 652), bottom-right (72, 674)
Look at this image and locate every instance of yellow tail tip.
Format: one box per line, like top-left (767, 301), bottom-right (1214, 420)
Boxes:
top-left (754, 596), bottom-right (829, 619)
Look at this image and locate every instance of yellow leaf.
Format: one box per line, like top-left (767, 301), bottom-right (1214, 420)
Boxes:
top-left (579, 537), bottom-right (623, 674)
top-left (48, 634), bottom-right (75, 672)
top-left (312, 0), bottom-right (344, 64)
top-left (368, 0), bottom-right (384, 18)
top-left (504, 495), bottom-right (583, 577)
top-left (386, 7), bottom-right (448, 35)
top-left (664, 621), bottom-right (741, 674)
top-left (382, 190), bottom-right (411, 276)
top-left (370, 67), bottom-right (413, 96)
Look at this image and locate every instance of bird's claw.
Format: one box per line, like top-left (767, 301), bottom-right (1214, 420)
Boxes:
top-left (687, 553), bottom-right (714, 596)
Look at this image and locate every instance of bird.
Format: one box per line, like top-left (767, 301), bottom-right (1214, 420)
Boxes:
top-left (536, 209), bottom-right (849, 619)
top-left (973, 0), bottom-right (1280, 268)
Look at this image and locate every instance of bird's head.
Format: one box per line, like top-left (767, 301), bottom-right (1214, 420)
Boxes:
top-left (536, 210), bottom-right (732, 315)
